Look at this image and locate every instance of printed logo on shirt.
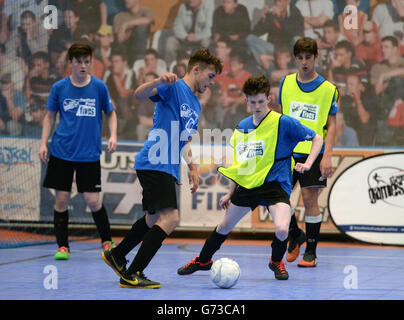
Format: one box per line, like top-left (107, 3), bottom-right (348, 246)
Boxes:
top-left (236, 140), bottom-right (265, 162)
top-left (180, 103), bottom-right (199, 133)
top-left (63, 98), bottom-right (96, 117)
top-left (290, 101), bottom-right (319, 122)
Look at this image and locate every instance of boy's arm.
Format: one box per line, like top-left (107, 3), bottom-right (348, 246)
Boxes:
top-left (320, 113), bottom-right (336, 179)
top-left (219, 180), bottom-right (236, 210)
top-left (39, 110), bottom-right (57, 163)
top-left (133, 73), bottom-right (177, 100)
top-left (106, 109), bottom-right (117, 154)
top-left (183, 141), bottom-right (199, 194)
top-left (294, 133), bottom-right (324, 173)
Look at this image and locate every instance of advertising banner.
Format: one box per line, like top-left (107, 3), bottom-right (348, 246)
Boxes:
top-left (0, 137), bottom-right (41, 221)
top-left (3, 136), bottom-right (403, 240)
top-left (329, 152), bottom-right (404, 245)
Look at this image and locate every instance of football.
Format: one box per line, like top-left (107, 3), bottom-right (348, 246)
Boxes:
top-left (210, 258), bottom-right (241, 289)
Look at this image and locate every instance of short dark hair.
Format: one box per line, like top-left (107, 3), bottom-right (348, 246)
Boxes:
top-left (187, 48), bottom-right (223, 75)
top-left (20, 10), bottom-right (36, 20)
top-left (293, 37), bottom-right (318, 57)
top-left (335, 40), bottom-right (355, 57)
top-left (323, 19), bottom-right (339, 32)
top-left (229, 49), bottom-right (244, 65)
top-left (242, 75), bottom-right (271, 97)
top-left (382, 35), bottom-right (399, 47)
top-left (67, 43), bottom-right (94, 61)
top-left (32, 51), bottom-right (49, 63)
top-left (145, 48), bottom-right (159, 58)
top-left (111, 49), bottom-right (126, 61)
top-left (216, 36), bottom-right (231, 48)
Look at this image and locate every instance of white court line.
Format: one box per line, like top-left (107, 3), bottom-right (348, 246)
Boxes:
top-left (160, 250), bottom-right (404, 261)
top-left (5, 247), bottom-right (404, 261)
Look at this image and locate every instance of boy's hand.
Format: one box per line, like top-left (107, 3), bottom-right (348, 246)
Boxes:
top-left (158, 73), bottom-right (178, 85)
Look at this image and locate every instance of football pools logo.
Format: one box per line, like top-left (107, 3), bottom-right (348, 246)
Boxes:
top-left (367, 167), bottom-right (404, 208)
top-left (63, 98), bottom-right (96, 117)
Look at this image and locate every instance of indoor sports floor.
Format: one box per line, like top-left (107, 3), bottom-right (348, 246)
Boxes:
top-left (1, 237), bottom-right (403, 300)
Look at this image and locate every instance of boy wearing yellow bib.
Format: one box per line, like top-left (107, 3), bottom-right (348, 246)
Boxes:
top-left (177, 75), bottom-right (323, 280)
top-left (279, 37), bottom-right (339, 267)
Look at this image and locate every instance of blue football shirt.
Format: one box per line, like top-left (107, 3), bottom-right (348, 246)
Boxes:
top-left (134, 79), bottom-right (201, 180)
top-left (46, 76), bottom-right (114, 162)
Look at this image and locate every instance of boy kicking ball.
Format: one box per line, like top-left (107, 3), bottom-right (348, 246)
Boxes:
top-left (177, 75), bottom-right (324, 280)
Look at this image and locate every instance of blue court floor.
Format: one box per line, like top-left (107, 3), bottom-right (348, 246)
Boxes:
top-left (0, 239), bottom-right (403, 300)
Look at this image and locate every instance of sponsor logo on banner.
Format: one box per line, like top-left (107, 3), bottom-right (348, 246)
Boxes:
top-left (367, 167), bottom-right (404, 207)
top-left (328, 152), bottom-right (404, 245)
top-left (0, 137), bottom-right (41, 221)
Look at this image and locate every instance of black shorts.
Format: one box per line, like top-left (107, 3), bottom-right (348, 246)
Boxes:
top-left (136, 170), bottom-right (178, 214)
top-left (230, 181), bottom-right (290, 211)
top-left (43, 155), bottom-right (101, 193)
top-left (293, 153), bottom-right (327, 189)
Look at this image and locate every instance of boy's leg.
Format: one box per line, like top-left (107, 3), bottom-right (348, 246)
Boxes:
top-left (43, 156), bottom-right (75, 259)
top-left (268, 202), bottom-right (290, 280)
top-left (117, 170), bottom-right (178, 288)
top-left (54, 191), bottom-right (71, 260)
top-left (84, 192), bottom-right (113, 248)
top-left (200, 203), bottom-right (250, 262)
top-left (102, 213), bottom-right (159, 277)
top-left (298, 187), bottom-right (322, 267)
top-left (288, 155), bottom-right (325, 263)
top-left (288, 167), bottom-right (304, 241)
top-left (178, 203), bottom-right (250, 275)
top-left (113, 214), bottom-right (158, 258)
top-left (120, 209), bottom-right (178, 288)
top-left (125, 208), bottom-right (176, 275)
top-left (78, 160), bottom-right (114, 250)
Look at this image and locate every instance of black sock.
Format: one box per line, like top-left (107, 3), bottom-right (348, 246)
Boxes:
top-left (91, 205), bottom-right (112, 243)
top-left (113, 215), bottom-right (150, 259)
top-left (271, 235), bottom-right (288, 262)
top-left (305, 218), bottom-right (322, 254)
top-left (54, 210), bottom-right (69, 248)
top-left (199, 227), bottom-right (228, 263)
top-left (126, 225), bottom-right (167, 274)
top-left (289, 211), bottom-right (301, 238)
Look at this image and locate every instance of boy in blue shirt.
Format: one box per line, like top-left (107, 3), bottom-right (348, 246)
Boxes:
top-left (39, 43), bottom-right (118, 260)
top-left (102, 48), bottom-right (223, 288)
top-left (177, 75), bottom-right (323, 280)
